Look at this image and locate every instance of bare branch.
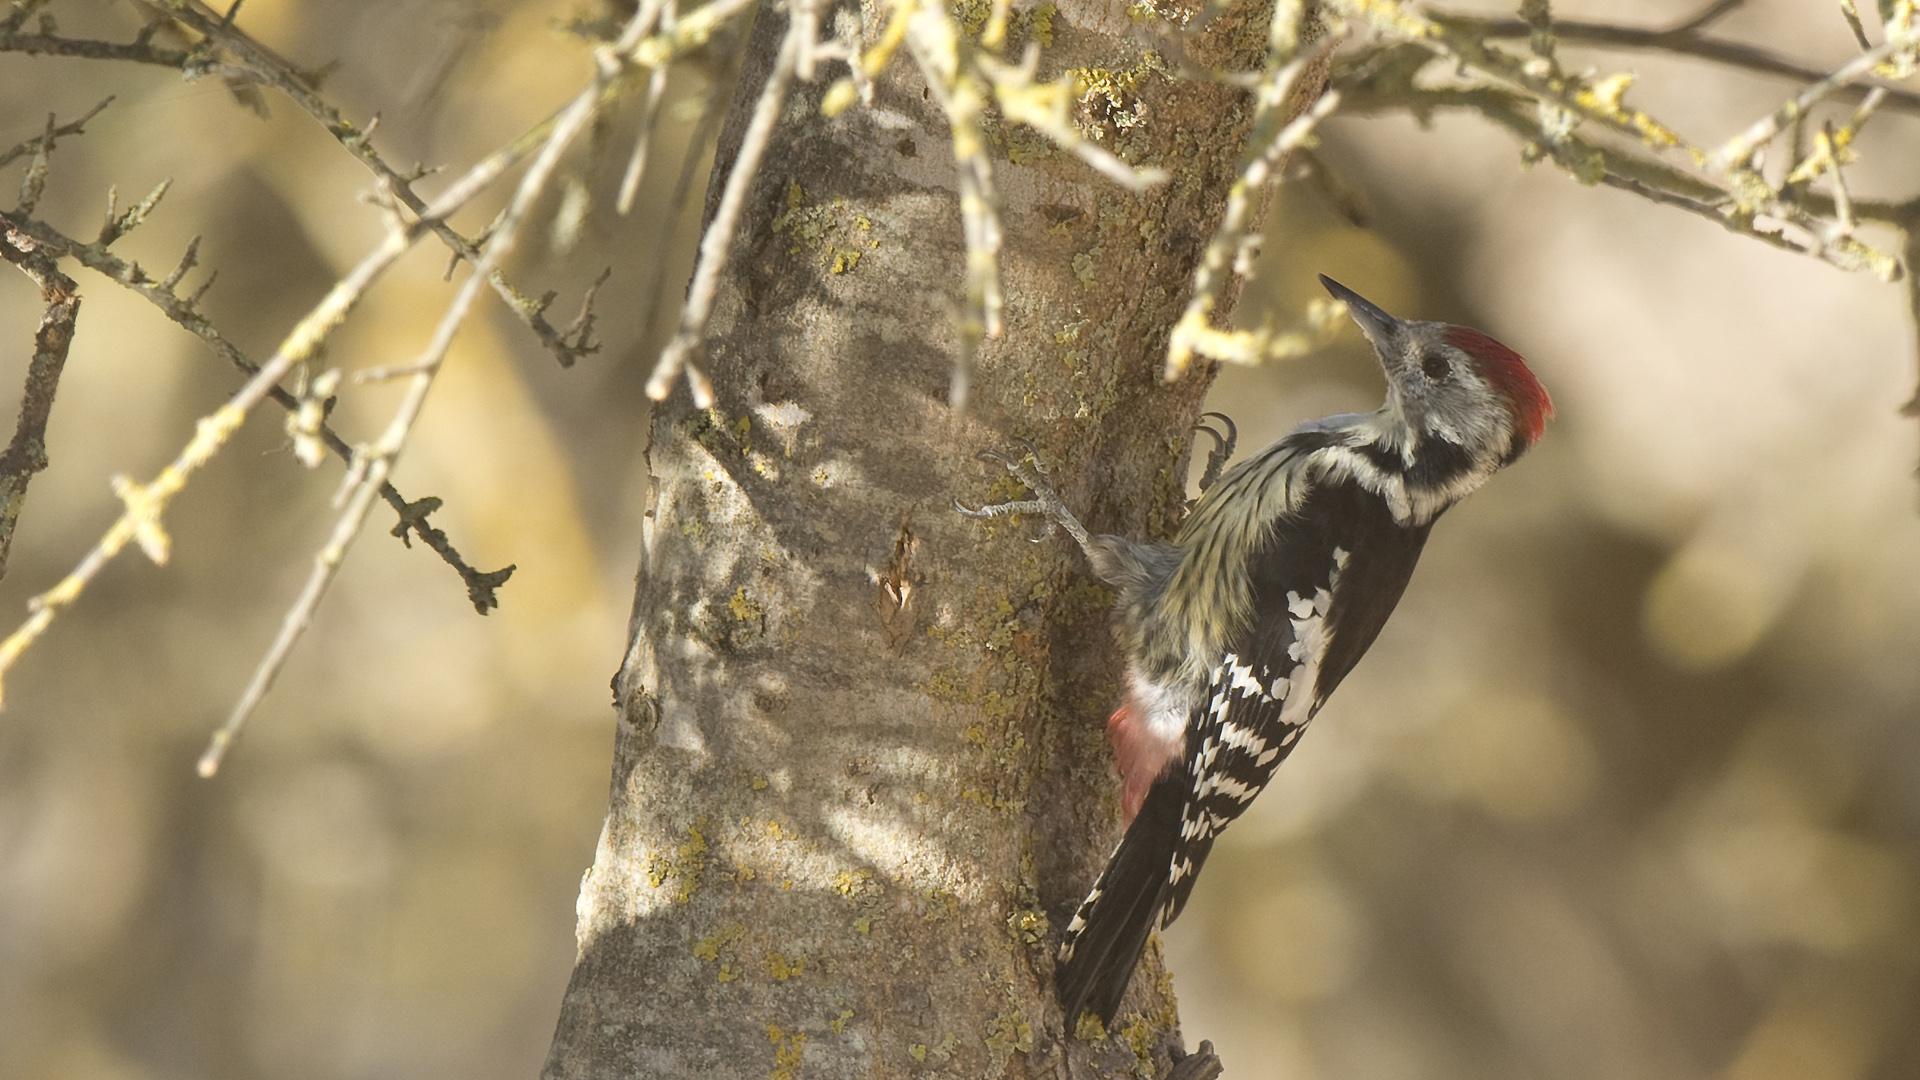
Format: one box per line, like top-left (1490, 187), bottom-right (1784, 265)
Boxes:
top-left (1168, 28), bottom-right (1345, 377)
top-left (646, 0), bottom-right (806, 406)
top-left (978, 49), bottom-right (1169, 193)
top-left (14, 113), bottom-right (56, 215)
top-left (0, 96), bottom-right (114, 173)
top-left (901, 0), bottom-right (1002, 414)
top-left (1668, 0), bottom-right (1748, 36)
top-left (1464, 11), bottom-right (1920, 118)
top-left (1336, 66), bottom-right (1901, 277)
top-left (201, 3), bottom-right (666, 776)
top-left (0, 25), bottom-right (191, 67)
top-left (97, 179), bottom-right (173, 247)
top-left (132, 0), bottom-right (628, 368)
top-left (616, 0), bottom-right (679, 215)
top-left (0, 216), bottom-right (79, 583)
top-left (0, 216), bottom-right (422, 707)
top-left (1333, 1), bottom-right (1904, 279)
top-left (636, 28), bottom-right (746, 346)
top-left (1715, 32), bottom-right (1916, 169)
top-left (0, 87), bottom-right (558, 706)
top-left (3, 213), bottom-right (503, 600)
top-left (1839, 0), bottom-right (1874, 51)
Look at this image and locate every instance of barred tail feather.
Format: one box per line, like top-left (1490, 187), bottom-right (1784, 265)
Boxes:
top-left (1056, 774), bottom-right (1184, 1028)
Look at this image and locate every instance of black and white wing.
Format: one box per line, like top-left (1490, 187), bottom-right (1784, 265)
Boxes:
top-left (1056, 476), bottom-right (1433, 1026)
top-left (1165, 477), bottom-right (1435, 923)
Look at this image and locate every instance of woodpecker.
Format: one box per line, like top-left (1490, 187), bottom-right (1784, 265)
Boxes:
top-left (956, 276), bottom-right (1552, 1028)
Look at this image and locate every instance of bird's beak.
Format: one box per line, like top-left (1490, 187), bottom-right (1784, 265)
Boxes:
top-left (1319, 275), bottom-right (1402, 354)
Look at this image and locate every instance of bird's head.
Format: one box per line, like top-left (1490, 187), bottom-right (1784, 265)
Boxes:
top-left (1320, 275), bottom-right (1553, 464)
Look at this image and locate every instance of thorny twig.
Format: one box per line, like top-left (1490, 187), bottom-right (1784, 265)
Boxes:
top-left (3, 211), bottom-right (513, 612)
top-left (0, 0), bottom-right (759, 743)
top-left (0, 96), bottom-right (114, 174)
top-left (0, 216), bottom-right (79, 583)
top-left (0, 83), bottom-right (566, 609)
top-left (0, 22), bottom-right (191, 68)
top-left (0, 91), bottom-right (553, 709)
top-left (0, 218), bottom-right (426, 708)
top-left (162, 0), bottom-right (614, 366)
top-left (1, 1), bottom-right (613, 367)
top-left (199, 2), bottom-right (671, 776)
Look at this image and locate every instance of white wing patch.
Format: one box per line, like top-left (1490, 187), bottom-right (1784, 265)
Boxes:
top-left (1158, 547), bottom-right (1352, 928)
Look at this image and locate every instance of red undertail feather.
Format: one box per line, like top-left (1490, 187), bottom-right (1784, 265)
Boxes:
top-left (1106, 694), bottom-right (1182, 826)
top-left (1442, 324), bottom-right (1553, 448)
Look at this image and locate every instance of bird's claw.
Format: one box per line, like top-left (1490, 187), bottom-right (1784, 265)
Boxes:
top-left (956, 442), bottom-right (1074, 543)
top-left (1195, 411), bottom-right (1238, 493)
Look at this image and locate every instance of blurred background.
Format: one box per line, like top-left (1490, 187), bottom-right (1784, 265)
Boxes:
top-left (1, 1), bottom-right (1916, 1079)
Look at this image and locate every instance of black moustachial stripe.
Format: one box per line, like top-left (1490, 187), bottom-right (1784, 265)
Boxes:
top-left (1404, 432), bottom-right (1475, 491)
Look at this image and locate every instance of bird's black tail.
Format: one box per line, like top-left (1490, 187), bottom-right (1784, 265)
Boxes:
top-left (1055, 774), bottom-right (1186, 1029)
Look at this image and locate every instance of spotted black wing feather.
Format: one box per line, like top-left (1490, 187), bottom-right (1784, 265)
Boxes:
top-left (1056, 477), bottom-right (1433, 1028)
top-left (1164, 478), bottom-right (1433, 926)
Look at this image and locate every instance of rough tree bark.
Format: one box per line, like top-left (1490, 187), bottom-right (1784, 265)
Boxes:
top-left (544, 1), bottom-right (1322, 1075)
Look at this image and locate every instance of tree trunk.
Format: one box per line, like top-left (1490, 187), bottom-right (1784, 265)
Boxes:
top-left (544, 1), bottom-right (1312, 1075)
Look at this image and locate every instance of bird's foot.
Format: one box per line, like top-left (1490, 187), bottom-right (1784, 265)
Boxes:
top-left (954, 440), bottom-right (1093, 549)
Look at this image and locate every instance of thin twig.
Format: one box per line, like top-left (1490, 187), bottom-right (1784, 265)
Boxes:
top-left (1335, 66), bottom-right (1901, 277)
top-left (0, 96), bottom-right (115, 173)
top-left (977, 48), bottom-right (1169, 193)
top-left (902, 0), bottom-right (1002, 413)
top-left (0, 225), bottom-right (418, 707)
top-left (0, 26), bottom-right (191, 67)
top-left (1337, 1), bottom-right (1712, 180)
top-left (627, 0), bottom-right (760, 68)
top-left (200, 6), bottom-right (664, 776)
top-left (1715, 33), bottom-right (1913, 168)
top-left (0, 106), bottom-right (539, 707)
top-left (636, 22), bottom-right (747, 346)
top-left (1839, 0), bottom-right (1874, 52)
top-left (0, 216), bottom-right (79, 583)
top-left (1519, 0), bottom-right (1558, 76)
top-left (1822, 121), bottom-right (1856, 235)
top-left (617, 0), bottom-right (679, 215)
top-left (1465, 13), bottom-right (1920, 117)
top-left (1334, 0), bottom-right (1904, 278)
top-left (1667, 0), bottom-right (1747, 36)
top-left (1168, 30), bottom-right (1345, 377)
top-left (4, 213), bottom-right (510, 606)
top-left (646, 1), bottom-right (808, 406)
top-left (148, 0), bottom-right (637, 368)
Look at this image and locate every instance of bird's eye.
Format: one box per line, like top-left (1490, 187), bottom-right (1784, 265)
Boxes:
top-left (1421, 353), bottom-right (1450, 381)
